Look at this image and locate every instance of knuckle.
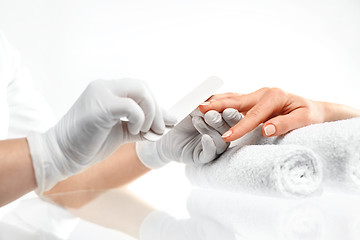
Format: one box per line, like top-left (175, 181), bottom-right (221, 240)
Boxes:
top-left (264, 88), bottom-right (289, 104)
top-left (259, 87), bottom-right (271, 93)
top-left (88, 79), bottom-right (103, 90)
top-left (229, 92), bottom-right (243, 99)
top-left (125, 78), bottom-right (148, 93)
top-left (268, 87), bottom-right (286, 97)
top-left (135, 80), bottom-right (147, 92)
top-left (86, 79), bottom-right (106, 97)
top-left (303, 109), bottom-right (318, 125)
top-left (270, 88), bottom-right (287, 98)
top-left (227, 92), bottom-right (239, 97)
top-left (246, 107), bottom-right (262, 119)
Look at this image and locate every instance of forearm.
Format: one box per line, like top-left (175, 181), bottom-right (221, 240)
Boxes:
top-left (45, 142), bottom-right (150, 195)
top-left (319, 101), bottom-right (360, 122)
top-left (0, 138), bottom-right (36, 206)
top-left (65, 189), bottom-right (154, 238)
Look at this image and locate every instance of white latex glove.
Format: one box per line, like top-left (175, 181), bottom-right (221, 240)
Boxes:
top-left (136, 108), bottom-right (243, 168)
top-left (27, 79), bottom-right (175, 194)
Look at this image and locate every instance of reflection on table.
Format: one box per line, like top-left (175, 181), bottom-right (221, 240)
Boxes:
top-left (1, 188), bottom-right (360, 240)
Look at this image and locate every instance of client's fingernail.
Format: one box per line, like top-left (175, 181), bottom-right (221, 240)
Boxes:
top-left (222, 130), bottom-right (232, 138)
top-left (200, 102), bottom-right (210, 106)
top-left (264, 124), bottom-right (276, 136)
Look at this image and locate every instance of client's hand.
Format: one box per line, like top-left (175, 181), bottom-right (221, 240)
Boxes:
top-left (136, 108), bottom-right (242, 168)
top-left (199, 87), bottom-right (360, 142)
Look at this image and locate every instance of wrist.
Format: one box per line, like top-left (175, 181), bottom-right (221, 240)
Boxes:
top-left (135, 141), bottom-right (170, 169)
top-left (26, 130), bottom-right (69, 194)
top-left (318, 101), bottom-right (360, 122)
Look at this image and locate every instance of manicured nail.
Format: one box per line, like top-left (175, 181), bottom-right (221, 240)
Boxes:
top-left (200, 102), bottom-right (210, 106)
top-left (222, 130), bottom-right (232, 138)
top-left (264, 124), bottom-right (276, 136)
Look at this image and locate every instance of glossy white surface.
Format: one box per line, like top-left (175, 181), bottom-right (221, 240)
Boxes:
top-left (1, 188), bottom-right (360, 240)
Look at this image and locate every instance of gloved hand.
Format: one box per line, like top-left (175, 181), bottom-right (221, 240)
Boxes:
top-left (27, 79), bottom-right (175, 194)
top-left (136, 108), bottom-right (243, 168)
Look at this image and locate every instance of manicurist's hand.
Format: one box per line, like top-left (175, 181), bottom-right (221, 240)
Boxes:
top-left (199, 87), bottom-right (360, 142)
top-left (27, 79), bottom-right (174, 194)
top-left (136, 108), bottom-right (242, 168)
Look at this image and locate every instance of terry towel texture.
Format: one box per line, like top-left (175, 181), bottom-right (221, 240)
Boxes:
top-left (186, 144), bottom-right (322, 197)
top-left (186, 117), bottom-right (360, 197)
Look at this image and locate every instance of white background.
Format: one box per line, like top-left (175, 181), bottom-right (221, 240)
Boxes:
top-left (1, 0), bottom-right (360, 215)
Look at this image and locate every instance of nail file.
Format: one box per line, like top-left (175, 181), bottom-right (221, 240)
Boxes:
top-left (142, 76), bottom-right (224, 141)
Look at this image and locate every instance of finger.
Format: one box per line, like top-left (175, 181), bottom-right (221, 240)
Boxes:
top-left (192, 116), bottom-right (228, 154)
top-left (150, 106), bottom-right (166, 134)
top-left (121, 80), bottom-right (157, 133)
top-left (198, 134), bottom-right (217, 164)
top-left (263, 108), bottom-right (310, 137)
top-left (198, 88), bottom-right (268, 114)
top-left (221, 93), bottom-right (284, 142)
top-left (110, 97), bottom-right (145, 135)
top-left (222, 108), bottom-right (243, 127)
top-left (190, 108), bottom-right (205, 118)
top-left (204, 110), bottom-right (230, 135)
top-left (162, 109), bottom-right (177, 126)
top-left (138, 93), bottom-right (156, 133)
top-left (207, 92), bottom-right (242, 101)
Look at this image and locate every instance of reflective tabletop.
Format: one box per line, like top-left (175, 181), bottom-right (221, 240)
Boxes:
top-left (1, 187), bottom-right (360, 240)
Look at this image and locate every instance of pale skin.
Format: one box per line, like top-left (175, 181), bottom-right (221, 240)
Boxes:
top-left (1, 87), bottom-right (360, 206)
top-left (199, 87), bottom-right (360, 142)
top-left (0, 142), bottom-right (150, 206)
top-left (44, 188), bottom-right (154, 239)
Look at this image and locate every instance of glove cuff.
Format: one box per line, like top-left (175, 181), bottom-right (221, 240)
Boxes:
top-left (136, 141), bottom-right (170, 169)
top-left (26, 131), bottom-right (65, 194)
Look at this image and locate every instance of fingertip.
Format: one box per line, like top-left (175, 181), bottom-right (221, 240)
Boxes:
top-left (163, 111), bottom-right (177, 126)
top-left (198, 103), bottom-right (210, 114)
top-left (151, 120), bottom-right (165, 135)
top-left (263, 123), bottom-right (276, 137)
top-left (204, 110), bottom-right (221, 124)
top-left (128, 122), bottom-right (142, 135)
top-left (200, 134), bottom-right (217, 164)
top-left (223, 108), bottom-right (239, 118)
top-left (150, 108), bottom-right (167, 135)
top-left (221, 129), bottom-right (233, 142)
top-left (192, 115), bottom-right (206, 130)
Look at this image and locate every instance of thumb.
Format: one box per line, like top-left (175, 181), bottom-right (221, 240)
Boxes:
top-left (199, 134), bottom-right (217, 164)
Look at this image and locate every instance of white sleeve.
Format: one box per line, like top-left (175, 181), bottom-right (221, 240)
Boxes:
top-left (5, 35), bottom-right (56, 138)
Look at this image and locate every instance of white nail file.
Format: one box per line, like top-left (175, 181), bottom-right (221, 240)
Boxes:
top-left (142, 76), bottom-right (224, 141)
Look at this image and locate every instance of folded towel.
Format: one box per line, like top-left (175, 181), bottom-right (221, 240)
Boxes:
top-left (186, 117), bottom-right (360, 196)
top-left (186, 144), bottom-right (323, 197)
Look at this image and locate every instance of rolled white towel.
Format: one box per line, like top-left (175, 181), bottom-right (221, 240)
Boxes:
top-left (186, 144), bottom-right (323, 197)
top-left (278, 117), bottom-right (360, 191)
top-left (238, 117), bottom-right (360, 191)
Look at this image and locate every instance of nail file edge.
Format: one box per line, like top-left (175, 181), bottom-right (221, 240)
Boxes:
top-left (142, 76), bottom-right (224, 141)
